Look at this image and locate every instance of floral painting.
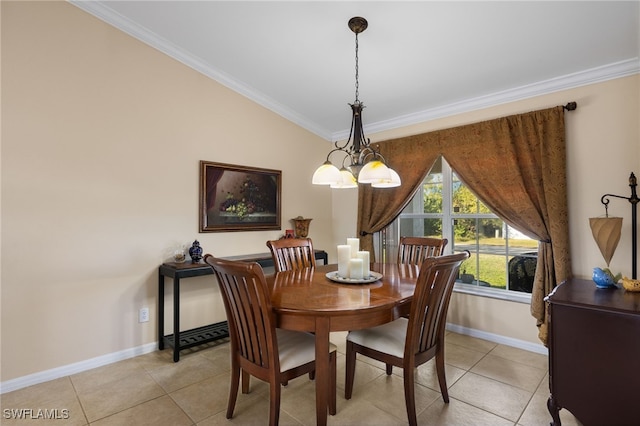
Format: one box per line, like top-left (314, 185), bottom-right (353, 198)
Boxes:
top-left (200, 161), bottom-right (281, 232)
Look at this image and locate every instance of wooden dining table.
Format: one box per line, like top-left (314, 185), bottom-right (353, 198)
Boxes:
top-left (266, 262), bottom-right (421, 426)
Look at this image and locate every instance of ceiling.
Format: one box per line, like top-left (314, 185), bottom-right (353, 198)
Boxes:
top-left (71, 1), bottom-right (640, 141)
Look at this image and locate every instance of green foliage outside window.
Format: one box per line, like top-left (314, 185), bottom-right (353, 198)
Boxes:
top-left (423, 179), bottom-right (501, 241)
top-left (398, 157), bottom-right (537, 294)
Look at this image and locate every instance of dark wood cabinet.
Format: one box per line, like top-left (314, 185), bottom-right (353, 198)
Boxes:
top-left (545, 278), bottom-right (640, 426)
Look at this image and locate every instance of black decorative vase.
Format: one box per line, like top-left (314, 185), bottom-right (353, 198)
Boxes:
top-left (189, 240), bottom-right (203, 263)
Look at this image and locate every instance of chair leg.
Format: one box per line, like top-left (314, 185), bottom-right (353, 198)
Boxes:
top-left (268, 380), bottom-right (281, 426)
top-left (309, 370), bottom-right (315, 380)
top-left (403, 370), bottom-right (418, 426)
top-left (227, 366), bottom-right (240, 419)
top-left (329, 351), bottom-right (337, 415)
top-left (435, 350), bottom-right (449, 403)
top-left (386, 364), bottom-right (393, 375)
top-left (345, 340), bottom-right (357, 399)
top-left (241, 369), bottom-right (250, 394)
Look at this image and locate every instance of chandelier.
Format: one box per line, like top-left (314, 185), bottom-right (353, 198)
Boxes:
top-left (312, 17), bottom-right (401, 189)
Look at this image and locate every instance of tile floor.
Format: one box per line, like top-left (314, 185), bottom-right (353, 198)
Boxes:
top-left (1, 332), bottom-right (583, 425)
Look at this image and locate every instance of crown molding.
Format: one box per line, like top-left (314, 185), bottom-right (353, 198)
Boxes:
top-left (337, 57), bottom-right (640, 141)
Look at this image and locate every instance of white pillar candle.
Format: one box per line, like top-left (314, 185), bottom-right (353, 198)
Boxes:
top-left (357, 251), bottom-right (370, 278)
top-left (347, 238), bottom-right (360, 258)
top-left (337, 245), bottom-right (351, 278)
top-left (349, 258), bottom-right (364, 280)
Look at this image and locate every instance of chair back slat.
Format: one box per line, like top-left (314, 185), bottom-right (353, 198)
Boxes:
top-left (406, 251), bottom-right (469, 357)
top-left (267, 238), bottom-right (316, 272)
top-left (397, 237), bottom-right (448, 266)
top-left (205, 256), bottom-right (278, 371)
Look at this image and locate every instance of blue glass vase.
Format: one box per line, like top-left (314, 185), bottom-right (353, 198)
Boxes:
top-left (189, 240), bottom-right (203, 263)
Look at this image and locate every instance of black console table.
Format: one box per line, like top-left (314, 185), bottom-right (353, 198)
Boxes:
top-left (158, 249), bottom-right (328, 361)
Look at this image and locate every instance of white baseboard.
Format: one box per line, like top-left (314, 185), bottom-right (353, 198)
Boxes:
top-left (0, 342), bottom-right (157, 394)
top-left (446, 323), bottom-right (548, 355)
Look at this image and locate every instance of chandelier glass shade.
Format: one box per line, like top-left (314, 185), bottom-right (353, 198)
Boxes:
top-left (312, 17), bottom-right (401, 189)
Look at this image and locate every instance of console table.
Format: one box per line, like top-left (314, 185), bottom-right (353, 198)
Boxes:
top-left (545, 278), bottom-right (640, 425)
top-left (158, 249), bottom-right (328, 361)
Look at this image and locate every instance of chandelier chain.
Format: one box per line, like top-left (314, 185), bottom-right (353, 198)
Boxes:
top-left (354, 33), bottom-right (359, 102)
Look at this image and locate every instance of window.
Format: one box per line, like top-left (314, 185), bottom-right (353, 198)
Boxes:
top-left (382, 157), bottom-right (536, 302)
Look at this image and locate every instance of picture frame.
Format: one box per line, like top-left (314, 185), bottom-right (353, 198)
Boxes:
top-left (200, 161), bottom-right (282, 232)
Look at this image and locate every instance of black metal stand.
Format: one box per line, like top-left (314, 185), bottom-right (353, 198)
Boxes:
top-left (600, 172), bottom-right (639, 278)
top-left (158, 250), bottom-right (329, 361)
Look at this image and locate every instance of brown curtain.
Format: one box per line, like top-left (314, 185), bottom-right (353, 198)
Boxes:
top-left (357, 106), bottom-right (571, 345)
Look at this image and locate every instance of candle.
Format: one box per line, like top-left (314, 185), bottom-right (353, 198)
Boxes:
top-left (337, 245), bottom-right (351, 278)
top-left (349, 258), bottom-right (364, 280)
top-left (347, 238), bottom-right (360, 258)
top-left (357, 251), bottom-right (370, 278)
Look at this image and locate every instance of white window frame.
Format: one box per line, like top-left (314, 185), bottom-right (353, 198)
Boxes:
top-left (385, 158), bottom-right (532, 304)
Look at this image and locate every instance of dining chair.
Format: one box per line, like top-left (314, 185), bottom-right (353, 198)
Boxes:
top-left (344, 251), bottom-right (470, 426)
top-left (266, 237), bottom-right (316, 272)
top-left (397, 236), bottom-right (448, 265)
top-left (204, 254), bottom-right (337, 425)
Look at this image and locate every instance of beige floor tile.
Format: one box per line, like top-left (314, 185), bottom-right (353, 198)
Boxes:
top-left (133, 348), bottom-right (177, 372)
top-left (337, 357), bottom-right (384, 396)
top-left (489, 344), bottom-right (549, 371)
top-left (90, 395), bottom-right (192, 426)
top-left (418, 398), bottom-right (515, 426)
top-left (77, 371), bottom-right (165, 422)
top-left (197, 394), bottom-right (302, 426)
top-left (169, 372), bottom-right (234, 423)
top-left (148, 353), bottom-right (227, 393)
top-left (444, 333), bottom-right (498, 354)
top-left (280, 376), bottom-right (334, 425)
top-left (470, 354), bottom-right (547, 392)
top-left (70, 358), bottom-right (146, 395)
top-left (356, 373), bottom-right (441, 422)
top-left (443, 342), bottom-right (486, 370)
top-left (197, 342), bottom-right (232, 368)
top-left (518, 376), bottom-right (583, 426)
top-left (413, 359), bottom-right (467, 392)
top-left (324, 398), bottom-right (407, 426)
top-left (448, 372), bottom-right (532, 422)
top-left (0, 395), bottom-right (87, 426)
top-left (1, 377), bottom-right (77, 408)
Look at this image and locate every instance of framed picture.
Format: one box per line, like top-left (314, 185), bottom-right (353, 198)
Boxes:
top-left (200, 161), bottom-right (281, 232)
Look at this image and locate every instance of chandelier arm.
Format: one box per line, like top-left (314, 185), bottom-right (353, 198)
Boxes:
top-left (340, 154), bottom-right (352, 170)
top-left (324, 146), bottom-right (350, 163)
top-left (333, 111), bottom-right (357, 152)
top-left (359, 146), bottom-right (385, 162)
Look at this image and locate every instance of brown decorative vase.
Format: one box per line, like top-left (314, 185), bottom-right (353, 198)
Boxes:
top-left (292, 216), bottom-right (312, 238)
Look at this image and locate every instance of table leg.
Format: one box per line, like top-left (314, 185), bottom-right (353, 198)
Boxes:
top-left (547, 395), bottom-right (561, 426)
top-left (158, 272), bottom-right (165, 350)
top-left (173, 276), bottom-right (180, 362)
top-left (314, 316), bottom-right (330, 426)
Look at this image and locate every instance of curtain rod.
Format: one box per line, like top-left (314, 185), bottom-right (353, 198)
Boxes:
top-left (563, 102), bottom-right (577, 111)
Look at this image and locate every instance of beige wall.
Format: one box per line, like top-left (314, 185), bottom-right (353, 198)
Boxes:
top-left (2, 1), bottom-right (639, 384)
top-left (1, 1), bottom-right (333, 381)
